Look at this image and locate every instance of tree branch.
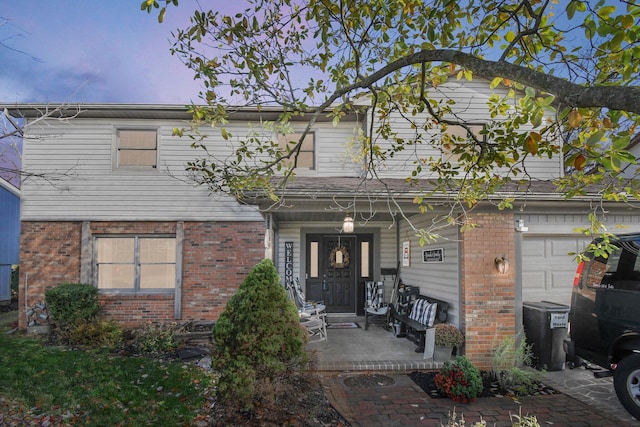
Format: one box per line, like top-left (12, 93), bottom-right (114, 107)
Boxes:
top-left (335, 49), bottom-right (640, 114)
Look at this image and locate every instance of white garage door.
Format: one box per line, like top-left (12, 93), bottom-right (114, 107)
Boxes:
top-left (522, 236), bottom-right (590, 306)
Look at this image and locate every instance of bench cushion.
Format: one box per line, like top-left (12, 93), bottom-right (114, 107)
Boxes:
top-left (408, 299), bottom-right (438, 328)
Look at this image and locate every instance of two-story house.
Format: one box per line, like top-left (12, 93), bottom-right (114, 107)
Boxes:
top-left (7, 79), bottom-right (640, 368)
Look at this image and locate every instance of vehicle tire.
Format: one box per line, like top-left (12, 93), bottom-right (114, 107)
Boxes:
top-left (613, 354), bottom-right (640, 420)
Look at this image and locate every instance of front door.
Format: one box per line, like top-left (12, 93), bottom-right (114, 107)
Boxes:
top-left (305, 234), bottom-right (373, 313)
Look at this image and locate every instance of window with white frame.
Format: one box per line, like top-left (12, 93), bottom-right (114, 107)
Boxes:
top-left (96, 236), bottom-right (176, 291)
top-left (116, 129), bottom-right (158, 169)
top-left (277, 132), bottom-right (315, 169)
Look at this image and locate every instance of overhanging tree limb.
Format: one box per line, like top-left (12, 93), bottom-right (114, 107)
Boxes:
top-left (341, 49), bottom-right (640, 114)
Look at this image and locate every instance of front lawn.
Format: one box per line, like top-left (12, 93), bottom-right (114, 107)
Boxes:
top-left (0, 331), bottom-right (213, 426)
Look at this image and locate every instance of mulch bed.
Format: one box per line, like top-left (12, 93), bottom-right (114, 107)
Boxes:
top-left (408, 370), bottom-right (559, 398)
top-left (0, 299), bottom-right (18, 314)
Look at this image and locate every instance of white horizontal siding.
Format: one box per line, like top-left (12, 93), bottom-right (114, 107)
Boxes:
top-left (21, 119), bottom-right (263, 221)
top-left (368, 79), bottom-right (562, 180)
top-left (399, 215), bottom-right (460, 326)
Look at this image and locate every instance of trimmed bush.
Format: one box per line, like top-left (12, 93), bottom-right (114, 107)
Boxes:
top-left (213, 259), bottom-right (309, 411)
top-left (45, 283), bottom-right (99, 328)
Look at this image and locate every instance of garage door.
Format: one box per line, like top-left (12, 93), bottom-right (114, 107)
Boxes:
top-left (522, 236), bottom-right (590, 305)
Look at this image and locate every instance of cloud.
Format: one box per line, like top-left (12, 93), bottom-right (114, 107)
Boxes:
top-left (0, 1), bottom-right (202, 104)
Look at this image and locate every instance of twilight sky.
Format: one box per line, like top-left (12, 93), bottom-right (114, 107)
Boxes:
top-left (0, 0), bottom-right (215, 105)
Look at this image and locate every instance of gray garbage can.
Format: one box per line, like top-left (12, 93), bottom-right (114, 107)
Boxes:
top-left (522, 301), bottom-right (570, 371)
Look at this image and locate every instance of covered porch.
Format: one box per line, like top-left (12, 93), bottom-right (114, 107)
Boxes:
top-left (255, 177), bottom-right (519, 369)
top-left (308, 314), bottom-right (449, 371)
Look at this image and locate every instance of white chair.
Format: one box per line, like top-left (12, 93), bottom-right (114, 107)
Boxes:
top-left (300, 309), bottom-right (328, 343)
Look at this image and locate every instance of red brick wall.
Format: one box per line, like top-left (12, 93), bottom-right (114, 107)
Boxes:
top-left (19, 220), bottom-right (265, 330)
top-left (181, 221), bottom-right (266, 320)
top-left (19, 222), bottom-right (82, 329)
top-left (460, 212), bottom-right (516, 370)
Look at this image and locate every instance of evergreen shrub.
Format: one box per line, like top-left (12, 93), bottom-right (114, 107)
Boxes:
top-left (45, 283), bottom-right (99, 328)
top-left (212, 259), bottom-right (309, 411)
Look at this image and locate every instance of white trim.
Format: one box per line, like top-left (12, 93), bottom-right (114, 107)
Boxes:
top-left (0, 176), bottom-right (20, 197)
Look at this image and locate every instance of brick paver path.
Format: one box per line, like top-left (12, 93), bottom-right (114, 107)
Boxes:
top-left (320, 373), bottom-right (636, 427)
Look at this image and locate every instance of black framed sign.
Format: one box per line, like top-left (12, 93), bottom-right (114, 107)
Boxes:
top-left (422, 248), bottom-right (444, 263)
top-left (285, 241), bottom-right (294, 284)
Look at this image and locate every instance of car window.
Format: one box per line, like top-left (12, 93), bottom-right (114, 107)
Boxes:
top-left (585, 240), bottom-right (640, 291)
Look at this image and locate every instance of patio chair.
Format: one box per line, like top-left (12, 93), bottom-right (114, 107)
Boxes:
top-left (287, 278), bottom-right (326, 315)
top-left (364, 281), bottom-right (390, 330)
top-left (300, 308), bottom-right (328, 344)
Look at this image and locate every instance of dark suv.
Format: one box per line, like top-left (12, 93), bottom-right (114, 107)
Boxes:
top-left (566, 233), bottom-right (640, 420)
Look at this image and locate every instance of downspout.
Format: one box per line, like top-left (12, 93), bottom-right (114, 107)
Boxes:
top-left (174, 221), bottom-right (184, 320)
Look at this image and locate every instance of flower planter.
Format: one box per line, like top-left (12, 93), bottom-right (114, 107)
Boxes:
top-left (433, 345), bottom-right (453, 362)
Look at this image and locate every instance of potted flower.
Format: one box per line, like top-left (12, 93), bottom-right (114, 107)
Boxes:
top-left (433, 323), bottom-right (464, 361)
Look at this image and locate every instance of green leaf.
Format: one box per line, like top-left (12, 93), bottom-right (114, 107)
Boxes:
top-left (586, 131), bottom-right (604, 146)
top-left (598, 5), bottom-right (616, 18)
top-left (566, 1), bottom-right (577, 19)
top-left (505, 30), bottom-right (516, 42)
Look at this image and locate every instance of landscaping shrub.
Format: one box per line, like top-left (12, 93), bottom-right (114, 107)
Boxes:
top-left (134, 322), bottom-right (177, 354)
top-left (212, 259), bottom-right (309, 412)
top-left (491, 335), bottom-right (541, 395)
top-left (45, 283), bottom-right (99, 328)
top-left (435, 356), bottom-right (483, 403)
top-left (64, 320), bottom-right (123, 348)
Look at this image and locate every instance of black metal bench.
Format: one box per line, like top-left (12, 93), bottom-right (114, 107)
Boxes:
top-left (391, 293), bottom-right (449, 351)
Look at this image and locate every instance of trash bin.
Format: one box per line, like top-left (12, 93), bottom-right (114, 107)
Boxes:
top-left (522, 301), bottom-right (570, 371)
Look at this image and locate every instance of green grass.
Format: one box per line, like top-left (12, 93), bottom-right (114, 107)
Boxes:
top-left (0, 330), bottom-right (213, 425)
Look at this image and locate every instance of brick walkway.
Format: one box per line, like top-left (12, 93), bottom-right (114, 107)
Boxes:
top-left (320, 372), bottom-right (637, 427)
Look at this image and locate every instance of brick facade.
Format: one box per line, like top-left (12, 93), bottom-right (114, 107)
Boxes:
top-left (460, 212), bottom-right (516, 370)
top-left (19, 222), bottom-right (82, 329)
top-left (19, 220), bottom-right (265, 330)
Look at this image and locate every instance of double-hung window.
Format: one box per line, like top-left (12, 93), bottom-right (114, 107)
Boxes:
top-left (96, 236), bottom-right (176, 292)
top-left (116, 129), bottom-right (158, 169)
top-left (277, 132), bottom-right (315, 169)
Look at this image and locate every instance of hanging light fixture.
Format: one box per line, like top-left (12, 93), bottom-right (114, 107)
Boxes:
top-left (342, 214), bottom-right (354, 233)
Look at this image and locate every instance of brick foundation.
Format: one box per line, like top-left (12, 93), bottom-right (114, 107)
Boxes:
top-left (460, 212), bottom-right (516, 370)
top-left (19, 220), bottom-right (265, 330)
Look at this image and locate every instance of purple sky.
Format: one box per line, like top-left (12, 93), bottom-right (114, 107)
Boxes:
top-left (0, 1), bottom-right (214, 104)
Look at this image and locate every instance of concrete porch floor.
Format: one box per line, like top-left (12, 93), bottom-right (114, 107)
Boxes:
top-left (307, 315), bottom-right (446, 372)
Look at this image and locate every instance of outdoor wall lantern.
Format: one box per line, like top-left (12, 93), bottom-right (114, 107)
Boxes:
top-left (495, 256), bottom-right (510, 274)
top-left (342, 214), bottom-right (354, 233)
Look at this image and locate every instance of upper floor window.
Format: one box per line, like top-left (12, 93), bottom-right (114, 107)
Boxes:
top-left (278, 132), bottom-right (315, 169)
top-left (440, 124), bottom-right (485, 164)
top-left (116, 129), bottom-right (158, 169)
top-left (96, 236), bottom-right (176, 292)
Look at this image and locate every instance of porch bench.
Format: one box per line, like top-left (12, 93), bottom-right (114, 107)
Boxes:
top-left (391, 294), bottom-right (449, 351)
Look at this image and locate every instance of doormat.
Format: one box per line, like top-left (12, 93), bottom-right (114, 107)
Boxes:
top-left (327, 322), bottom-right (359, 329)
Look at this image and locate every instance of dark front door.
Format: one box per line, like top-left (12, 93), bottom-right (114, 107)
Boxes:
top-left (305, 234), bottom-right (373, 313)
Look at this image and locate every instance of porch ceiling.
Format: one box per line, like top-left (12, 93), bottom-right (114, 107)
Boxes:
top-left (269, 210), bottom-right (397, 224)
